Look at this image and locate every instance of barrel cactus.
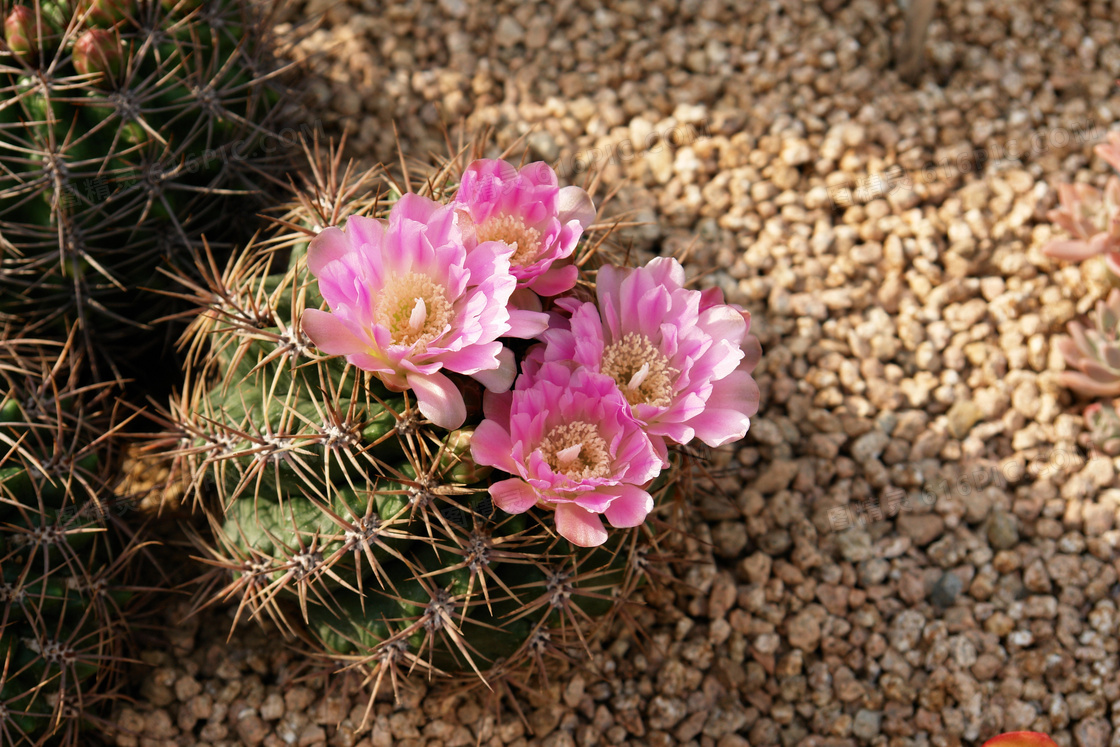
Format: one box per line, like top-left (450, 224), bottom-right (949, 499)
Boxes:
top-left (165, 143), bottom-right (762, 716)
top-left (0, 0), bottom-right (297, 378)
top-left (0, 333), bottom-right (142, 746)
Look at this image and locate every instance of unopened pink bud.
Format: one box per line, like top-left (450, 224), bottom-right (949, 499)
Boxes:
top-left (72, 29), bottom-right (123, 81)
top-left (4, 6), bottom-right (35, 61)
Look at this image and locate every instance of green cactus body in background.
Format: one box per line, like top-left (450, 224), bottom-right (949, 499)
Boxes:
top-left (0, 0), bottom-right (298, 380)
top-left (0, 334), bottom-right (143, 746)
top-left (165, 142), bottom-right (682, 713)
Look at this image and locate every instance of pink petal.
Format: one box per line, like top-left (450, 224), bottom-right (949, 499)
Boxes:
top-left (307, 226), bottom-right (356, 277)
top-left (506, 308), bottom-right (550, 339)
top-left (301, 309), bottom-right (369, 356)
top-left (527, 264), bottom-right (579, 297)
top-left (470, 420), bottom-right (516, 472)
top-left (471, 348), bottom-right (517, 392)
top-left (557, 186), bottom-right (596, 230)
top-left (407, 371), bottom-right (467, 429)
top-left (490, 478), bottom-right (541, 514)
top-left (481, 389), bottom-right (514, 425)
top-left (603, 485), bottom-right (654, 528)
top-left (689, 370), bottom-right (757, 446)
top-left (554, 503), bottom-right (608, 547)
top-left (341, 214), bottom-right (387, 253)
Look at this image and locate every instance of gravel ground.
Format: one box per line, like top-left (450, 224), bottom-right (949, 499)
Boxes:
top-left (107, 0), bottom-right (1120, 745)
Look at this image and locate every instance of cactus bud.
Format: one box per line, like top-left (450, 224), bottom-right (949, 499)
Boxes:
top-left (4, 5), bottom-right (35, 61)
top-left (440, 428), bottom-right (492, 484)
top-left (72, 29), bottom-right (123, 82)
top-left (80, 0), bottom-right (135, 26)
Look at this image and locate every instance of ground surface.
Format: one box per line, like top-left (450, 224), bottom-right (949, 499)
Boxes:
top-left (107, 0), bottom-right (1120, 745)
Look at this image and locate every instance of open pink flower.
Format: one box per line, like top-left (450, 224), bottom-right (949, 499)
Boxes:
top-left (471, 361), bottom-right (661, 547)
top-left (302, 193), bottom-right (522, 430)
top-left (453, 159), bottom-right (596, 298)
top-left (1042, 179), bottom-right (1120, 274)
top-left (534, 257), bottom-right (761, 462)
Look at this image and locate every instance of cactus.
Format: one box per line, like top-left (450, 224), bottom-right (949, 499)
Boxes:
top-left (0, 0), bottom-right (298, 379)
top-left (161, 141), bottom-right (714, 714)
top-left (0, 332), bottom-right (142, 746)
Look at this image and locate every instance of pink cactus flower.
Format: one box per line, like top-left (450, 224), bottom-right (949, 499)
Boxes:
top-left (453, 159), bottom-right (596, 299)
top-left (533, 257), bottom-right (761, 462)
top-left (302, 193), bottom-right (524, 430)
top-left (1042, 179), bottom-right (1120, 274)
top-left (471, 361), bottom-right (661, 548)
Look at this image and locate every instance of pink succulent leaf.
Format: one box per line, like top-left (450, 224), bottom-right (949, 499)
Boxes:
top-left (1095, 131), bottom-right (1120, 172)
top-left (1080, 359), bottom-right (1120, 383)
top-left (1054, 333), bottom-right (1086, 368)
top-left (1043, 181), bottom-right (1120, 264)
top-left (1042, 239), bottom-right (1107, 262)
top-left (1104, 344), bottom-right (1120, 371)
top-left (1057, 371), bottom-right (1120, 397)
top-left (302, 192), bottom-right (522, 427)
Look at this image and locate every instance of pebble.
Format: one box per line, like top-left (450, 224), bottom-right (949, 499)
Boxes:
top-left (987, 510), bottom-right (1021, 550)
top-left (930, 571), bottom-right (964, 607)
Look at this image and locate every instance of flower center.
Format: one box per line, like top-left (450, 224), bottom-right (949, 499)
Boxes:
top-left (475, 213), bottom-right (543, 267)
top-left (374, 271), bottom-right (452, 351)
top-left (601, 333), bottom-right (677, 408)
top-left (538, 421), bottom-right (611, 480)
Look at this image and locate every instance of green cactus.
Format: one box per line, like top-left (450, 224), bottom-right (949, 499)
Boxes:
top-left (166, 143), bottom-right (681, 714)
top-left (0, 0), bottom-right (299, 379)
top-left (0, 333), bottom-right (142, 746)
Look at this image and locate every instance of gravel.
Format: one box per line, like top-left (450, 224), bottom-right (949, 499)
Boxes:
top-left (105, 0), bottom-right (1120, 744)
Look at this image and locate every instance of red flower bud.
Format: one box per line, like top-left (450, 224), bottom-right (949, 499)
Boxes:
top-left (4, 5), bottom-right (35, 61)
top-left (72, 28), bottom-right (123, 82)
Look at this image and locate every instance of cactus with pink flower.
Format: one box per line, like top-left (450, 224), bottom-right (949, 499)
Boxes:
top-left (165, 141), bottom-right (761, 707)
